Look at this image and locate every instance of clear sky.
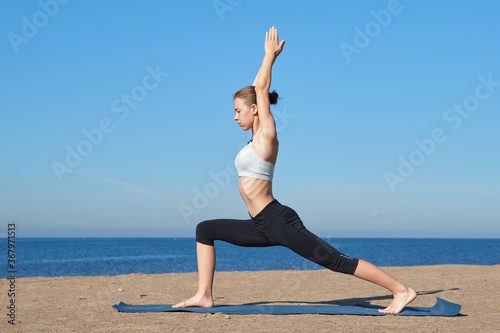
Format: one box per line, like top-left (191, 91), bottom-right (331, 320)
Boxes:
top-left (1, 0), bottom-right (499, 238)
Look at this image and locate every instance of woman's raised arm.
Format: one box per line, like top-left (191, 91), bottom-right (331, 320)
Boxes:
top-left (252, 67), bottom-right (261, 87)
top-left (254, 27), bottom-right (285, 139)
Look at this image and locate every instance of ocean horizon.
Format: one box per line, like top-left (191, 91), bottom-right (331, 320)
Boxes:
top-left (2, 237), bottom-right (499, 279)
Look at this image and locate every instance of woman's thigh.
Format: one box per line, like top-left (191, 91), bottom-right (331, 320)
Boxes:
top-left (264, 207), bottom-right (358, 275)
top-left (196, 218), bottom-right (273, 247)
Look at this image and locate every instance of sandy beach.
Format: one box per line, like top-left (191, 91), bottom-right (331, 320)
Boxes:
top-left (2, 264), bottom-right (499, 332)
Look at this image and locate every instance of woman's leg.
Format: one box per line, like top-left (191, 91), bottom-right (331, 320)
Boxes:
top-left (354, 259), bottom-right (417, 314)
top-left (172, 242), bottom-right (215, 308)
top-left (267, 206), bottom-right (416, 314)
top-left (284, 228), bottom-right (416, 313)
top-left (173, 218), bottom-right (272, 308)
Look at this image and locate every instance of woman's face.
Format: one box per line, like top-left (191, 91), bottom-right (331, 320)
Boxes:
top-left (234, 98), bottom-right (256, 131)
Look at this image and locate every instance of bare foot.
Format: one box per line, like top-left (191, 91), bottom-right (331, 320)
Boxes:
top-left (172, 293), bottom-right (214, 308)
top-left (379, 287), bottom-right (417, 314)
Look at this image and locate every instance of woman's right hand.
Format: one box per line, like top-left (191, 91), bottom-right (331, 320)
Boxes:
top-left (264, 26), bottom-right (285, 59)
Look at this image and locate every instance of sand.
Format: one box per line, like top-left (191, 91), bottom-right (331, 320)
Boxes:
top-left (2, 265), bottom-right (499, 332)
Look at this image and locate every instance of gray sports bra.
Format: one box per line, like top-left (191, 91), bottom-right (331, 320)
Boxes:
top-left (235, 139), bottom-right (275, 181)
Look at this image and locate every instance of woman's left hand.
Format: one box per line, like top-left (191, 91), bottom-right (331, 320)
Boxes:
top-left (265, 26), bottom-right (285, 58)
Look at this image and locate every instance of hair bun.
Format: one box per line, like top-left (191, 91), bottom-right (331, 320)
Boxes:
top-left (269, 90), bottom-right (279, 105)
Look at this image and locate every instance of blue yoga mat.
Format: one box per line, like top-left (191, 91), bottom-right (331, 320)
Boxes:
top-left (112, 298), bottom-right (461, 316)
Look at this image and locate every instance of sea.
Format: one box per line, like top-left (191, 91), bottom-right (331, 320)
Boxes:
top-left (1, 238), bottom-right (499, 278)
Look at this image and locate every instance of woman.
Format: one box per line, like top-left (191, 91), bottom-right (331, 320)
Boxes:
top-left (173, 27), bottom-right (416, 314)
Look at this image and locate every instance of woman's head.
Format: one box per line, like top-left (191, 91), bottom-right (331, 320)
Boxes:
top-left (233, 86), bottom-right (279, 131)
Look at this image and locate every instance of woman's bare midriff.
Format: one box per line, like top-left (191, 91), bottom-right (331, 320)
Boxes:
top-left (238, 176), bottom-right (274, 218)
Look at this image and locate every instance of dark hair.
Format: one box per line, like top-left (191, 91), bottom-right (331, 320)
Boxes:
top-left (234, 86), bottom-right (279, 106)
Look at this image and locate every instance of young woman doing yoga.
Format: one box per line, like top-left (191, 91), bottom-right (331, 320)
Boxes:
top-left (173, 26), bottom-right (416, 314)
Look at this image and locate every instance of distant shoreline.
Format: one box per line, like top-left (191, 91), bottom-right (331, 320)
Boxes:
top-left (3, 238), bottom-right (499, 279)
top-left (6, 236), bottom-right (500, 239)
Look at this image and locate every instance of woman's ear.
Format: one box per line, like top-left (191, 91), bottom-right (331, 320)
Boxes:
top-left (251, 104), bottom-right (258, 115)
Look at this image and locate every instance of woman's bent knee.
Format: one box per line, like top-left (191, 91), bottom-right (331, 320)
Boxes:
top-left (196, 220), bottom-right (216, 246)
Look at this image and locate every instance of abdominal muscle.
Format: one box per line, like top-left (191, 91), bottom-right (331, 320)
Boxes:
top-left (239, 177), bottom-right (274, 218)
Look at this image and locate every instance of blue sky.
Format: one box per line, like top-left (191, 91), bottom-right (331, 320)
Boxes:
top-left (1, 0), bottom-right (499, 238)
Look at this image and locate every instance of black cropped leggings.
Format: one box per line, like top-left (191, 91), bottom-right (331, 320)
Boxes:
top-left (196, 199), bottom-right (359, 275)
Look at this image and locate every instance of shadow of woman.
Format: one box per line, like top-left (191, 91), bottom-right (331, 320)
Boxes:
top-left (241, 288), bottom-right (460, 308)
